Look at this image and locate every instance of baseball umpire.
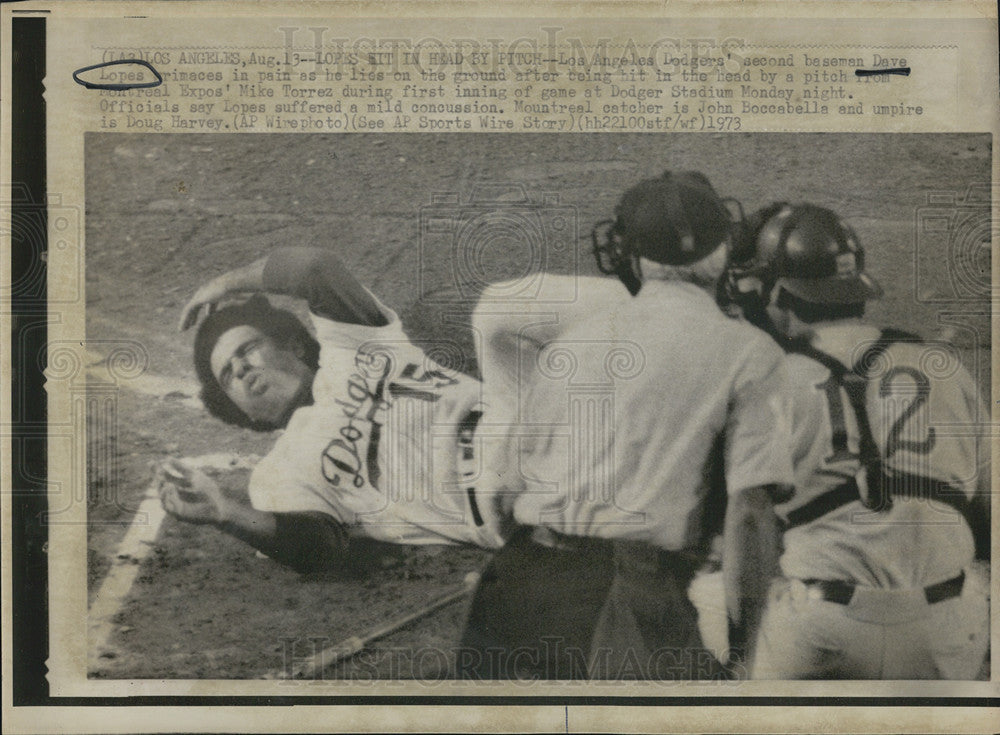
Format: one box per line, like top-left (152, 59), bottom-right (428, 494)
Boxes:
top-left (459, 171), bottom-right (796, 679)
top-left (156, 246), bottom-right (516, 574)
top-left (732, 203), bottom-right (991, 679)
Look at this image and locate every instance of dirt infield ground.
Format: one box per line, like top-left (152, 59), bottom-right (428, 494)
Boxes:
top-left (84, 132), bottom-right (990, 680)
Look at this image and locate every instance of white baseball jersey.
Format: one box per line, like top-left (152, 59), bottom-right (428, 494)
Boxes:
top-left (777, 323), bottom-right (989, 586)
top-left (249, 295), bottom-right (508, 548)
top-left (473, 274), bottom-right (796, 549)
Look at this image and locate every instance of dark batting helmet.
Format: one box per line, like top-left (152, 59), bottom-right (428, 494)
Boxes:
top-left (754, 203), bottom-right (883, 305)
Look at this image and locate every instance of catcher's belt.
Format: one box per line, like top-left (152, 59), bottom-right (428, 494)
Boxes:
top-left (799, 570), bottom-right (965, 607)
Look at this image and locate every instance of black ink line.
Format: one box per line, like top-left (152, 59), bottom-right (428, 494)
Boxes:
top-left (855, 67), bottom-right (911, 77)
top-left (72, 58), bottom-right (162, 90)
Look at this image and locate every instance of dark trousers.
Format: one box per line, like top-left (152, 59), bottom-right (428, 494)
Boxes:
top-left (588, 541), bottom-right (727, 680)
top-left (457, 528), bottom-right (726, 680)
top-left (457, 527), bottom-right (614, 679)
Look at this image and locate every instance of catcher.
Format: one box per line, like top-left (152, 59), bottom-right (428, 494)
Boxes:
top-left (729, 202), bottom-right (990, 679)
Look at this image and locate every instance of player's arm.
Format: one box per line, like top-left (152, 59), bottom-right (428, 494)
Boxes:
top-left (721, 339), bottom-right (796, 665)
top-left (155, 460), bottom-right (396, 575)
top-left (722, 483), bottom-right (785, 664)
top-left (216, 503), bottom-right (354, 575)
top-left (179, 247), bottom-right (386, 330)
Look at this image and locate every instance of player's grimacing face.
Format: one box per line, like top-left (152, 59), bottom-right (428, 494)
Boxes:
top-left (210, 325), bottom-right (313, 426)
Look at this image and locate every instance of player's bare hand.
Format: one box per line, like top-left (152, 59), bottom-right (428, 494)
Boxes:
top-left (178, 278), bottom-right (234, 331)
top-left (154, 458), bottom-right (225, 525)
top-left (178, 259), bottom-right (267, 331)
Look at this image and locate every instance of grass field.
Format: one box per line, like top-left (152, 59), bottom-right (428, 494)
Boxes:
top-left (84, 132), bottom-right (991, 679)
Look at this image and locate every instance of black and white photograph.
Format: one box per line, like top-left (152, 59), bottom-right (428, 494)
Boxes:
top-left (82, 132), bottom-right (991, 683)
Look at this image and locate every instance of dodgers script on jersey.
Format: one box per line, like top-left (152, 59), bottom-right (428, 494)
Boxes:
top-left (777, 324), bottom-right (988, 586)
top-left (249, 297), bottom-right (506, 548)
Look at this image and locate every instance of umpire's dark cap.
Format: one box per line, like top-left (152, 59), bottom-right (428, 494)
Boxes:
top-left (615, 170), bottom-right (733, 266)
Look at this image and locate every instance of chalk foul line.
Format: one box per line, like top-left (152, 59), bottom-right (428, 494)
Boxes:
top-left (88, 452), bottom-right (259, 670)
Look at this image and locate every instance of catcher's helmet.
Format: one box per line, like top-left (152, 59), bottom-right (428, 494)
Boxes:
top-left (593, 171), bottom-right (734, 293)
top-left (754, 203), bottom-right (883, 305)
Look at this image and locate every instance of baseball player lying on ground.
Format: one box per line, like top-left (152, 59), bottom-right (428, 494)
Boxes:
top-left (458, 171), bottom-right (797, 679)
top-left (726, 203), bottom-right (990, 679)
top-left (156, 246), bottom-right (516, 575)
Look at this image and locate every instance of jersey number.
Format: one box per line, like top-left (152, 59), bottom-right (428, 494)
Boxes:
top-left (878, 366), bottom-right (935, 458)
top-left (387, 362), bottom-right (458, 402)
top-left (816, 367), bottom-right (935, 465)
top-left (815, 375), bottom-right (858, 464)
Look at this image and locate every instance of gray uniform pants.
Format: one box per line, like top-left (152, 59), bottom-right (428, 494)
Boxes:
top-left (751, 570), bottom-right (989, 680)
